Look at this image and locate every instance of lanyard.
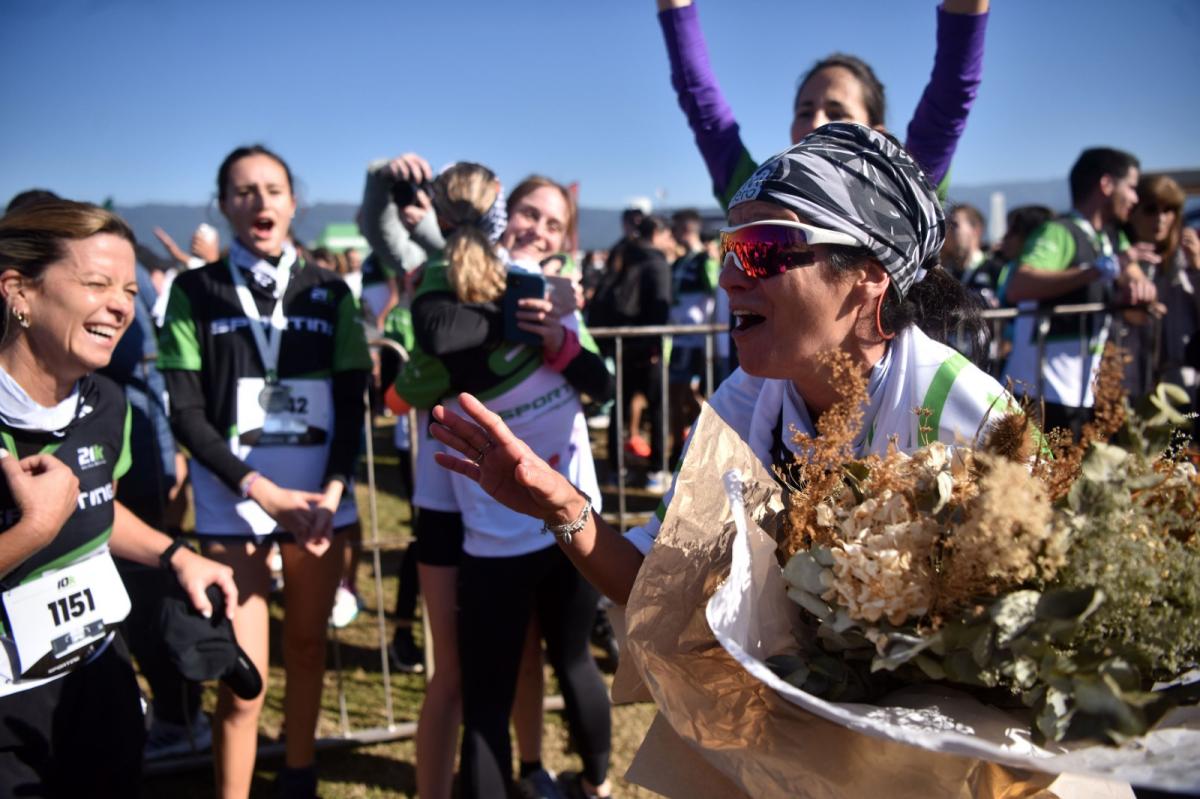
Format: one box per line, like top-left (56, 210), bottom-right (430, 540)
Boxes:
top-left (227, 251), bottom-right (296, 384)
top-left (1068, 213), bottom-right (1114, 258)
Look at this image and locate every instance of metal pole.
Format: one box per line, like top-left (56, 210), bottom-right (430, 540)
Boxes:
top-left (704, 327), bottom-right (715, 397)
top-left (1035, 312), bottom-right (1050, 405)
top-left (615, 335), bottom-right (626, 531)
top-left (659, 333), bottom-right (669, 477)
top-left (362, 343), bottom-right (397, 728)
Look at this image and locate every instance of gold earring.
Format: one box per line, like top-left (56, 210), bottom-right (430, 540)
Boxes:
top-left (11, 307), bottom-right (29, 329)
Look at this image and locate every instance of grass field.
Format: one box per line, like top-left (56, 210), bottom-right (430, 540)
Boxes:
top-left (142, 416), bottom-right (666, 797)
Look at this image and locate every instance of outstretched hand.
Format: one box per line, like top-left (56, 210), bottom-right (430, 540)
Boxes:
top-left (431, 394), bottom-right (584, 526)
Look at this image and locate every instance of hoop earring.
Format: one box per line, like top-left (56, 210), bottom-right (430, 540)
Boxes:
top-left (11, 307), bottom-right (29, 329)
top-left (874, 294), bottom-right (895, 341)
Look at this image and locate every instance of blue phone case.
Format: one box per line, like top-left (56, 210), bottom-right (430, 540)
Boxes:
top-left (503, 271), bottom-right (546, 346)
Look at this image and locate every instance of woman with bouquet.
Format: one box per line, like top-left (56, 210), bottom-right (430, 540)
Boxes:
top-left (426, 123), bottom-right (1007, 606)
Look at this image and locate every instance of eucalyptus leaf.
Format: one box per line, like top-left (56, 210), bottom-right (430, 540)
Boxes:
top-left (873, 632), bottom-right (936, 671)
top-left (1037, 686), bottom-right (1074, 741)
top-left (1098, 658), bottom-right (1141, 693)
top-left (787, 587), bottom-right (833, 620)
top-left (914, 654), bottom-right (946, 680)
top-left (990, 590), bottom-right (1040, 648)
top-left (783, 552), bottom-right (829, 595)
top-left (970, 624), bottom-right (995, 668)
top-left (827, 608), bottom-right (857, 634)
top-left (1035, 587), bottom-right (1105, 630)
top-left (943, 651), bottom-right (991, 687)
top-left (1008, 656), bottom-right (1040, 690)
top-left (1071, 673), bottom-right (1145, 740)
top-left (765, 654), bottom-right (808, 679)
top-left (813, 547), bottom-right (836, 568)
top-left (1080, 442), bottom-right (1128, 482)
top-left (931, 469), bottom-right (954, 514)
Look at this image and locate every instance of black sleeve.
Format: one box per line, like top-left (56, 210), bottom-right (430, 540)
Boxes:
top-left (560, 344), bottom-right (613, 402)
top-left (412, 291), bottom-right (503, 357)
top-left (164, 369), bottom-right (253, 492)
top-left (324, 370), bottom-right (368, 488)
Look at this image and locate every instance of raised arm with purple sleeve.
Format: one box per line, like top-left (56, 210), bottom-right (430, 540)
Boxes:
top-left (906, 5), bottom-right (989, 197)
top-left (658, 2), bottom-right (758, 210)
top-left (657, 1), bottom-right (989, 207)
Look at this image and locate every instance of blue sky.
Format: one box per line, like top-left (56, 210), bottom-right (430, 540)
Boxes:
top-left (2, 0), bottom-right (1197, 210)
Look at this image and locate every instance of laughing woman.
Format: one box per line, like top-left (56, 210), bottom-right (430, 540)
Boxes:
top-left (158, 146), bottom-right (371, 798)
top-left (0, 200), bottom-right (236, 797)
top-left (428, 124), bottom-right (1007, 615)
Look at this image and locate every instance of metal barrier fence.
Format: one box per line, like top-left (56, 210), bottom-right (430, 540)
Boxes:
top-left (148, 302), bottom-right (1156, 773)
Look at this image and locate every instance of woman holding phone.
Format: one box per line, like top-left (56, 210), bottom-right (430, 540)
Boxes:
top-left (158, 145), bottom-right (371, 798)
top-left (390, 168), bottom-right (614, 798)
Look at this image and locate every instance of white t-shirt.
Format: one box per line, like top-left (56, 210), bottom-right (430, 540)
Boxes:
top-left (1003, 301), bottom-right (1107, 409)
top-left (625, 326), bottom-right (1011, 555)
top-left (443, 367), bottom-right (601, 558)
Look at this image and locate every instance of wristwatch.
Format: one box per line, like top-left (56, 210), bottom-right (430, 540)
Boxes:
top-left (159, 539), bottom-right (194, 570)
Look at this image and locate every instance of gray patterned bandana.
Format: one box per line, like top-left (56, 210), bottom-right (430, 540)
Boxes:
top-left (728, 123), bottom-right (944, 298)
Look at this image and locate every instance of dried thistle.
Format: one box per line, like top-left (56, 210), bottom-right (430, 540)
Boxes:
top-left (981, 402), bottom-right (1038, 464)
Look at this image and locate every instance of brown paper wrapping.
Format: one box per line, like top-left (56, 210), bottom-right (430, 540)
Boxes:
top-left (621, 403), bottom-right (1086, 799)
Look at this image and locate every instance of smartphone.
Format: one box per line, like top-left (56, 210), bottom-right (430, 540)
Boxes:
top-left (545, 275), bottom-right (578, 313)
top-left (503, 271), bottom-right (547, 346)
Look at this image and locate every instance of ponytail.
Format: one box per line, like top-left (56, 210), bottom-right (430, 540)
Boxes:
top-left (446, 227), bottom-right (505, 304)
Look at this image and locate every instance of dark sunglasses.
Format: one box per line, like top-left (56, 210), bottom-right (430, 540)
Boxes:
top-left (719, 220), bottom-right (859, 279)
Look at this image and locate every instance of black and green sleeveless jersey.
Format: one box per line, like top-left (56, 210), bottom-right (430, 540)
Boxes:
top-left (0, 374), bottom-right (131, 591)
top-left (157, 258), bottom-right (372, 440)
top-left (394, 261), bottom-right (606, 410)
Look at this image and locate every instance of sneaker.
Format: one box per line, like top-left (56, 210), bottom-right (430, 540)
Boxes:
top-left (557, 771), bottom-right (609, 799)
top-left (329, 584), bottom-right (360, 628)
top-left (388, 628), bottom-right (425, 674)
top-left (624, 435), bottom-right (652, 459)
top-left (644, 469), bottom-right (672, 495)
top-left (269, 544), bottom-right (284, 593)
top-left (517, 768), bottom-right (565, 799)
top-left (268, 544), bottom-right (283, 573)
top-left (144, 712), bottom-right (213, 761)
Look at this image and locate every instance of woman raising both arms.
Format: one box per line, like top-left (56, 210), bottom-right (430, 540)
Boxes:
top-left (657, 0), bottom-right (989, 208)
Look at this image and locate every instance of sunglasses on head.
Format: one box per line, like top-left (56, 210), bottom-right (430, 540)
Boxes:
top-left (719, 220), bottom-right (860, 278)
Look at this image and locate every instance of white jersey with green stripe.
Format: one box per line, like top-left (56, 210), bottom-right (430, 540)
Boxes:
top-left (625, 326), bottom-right (1010, 555)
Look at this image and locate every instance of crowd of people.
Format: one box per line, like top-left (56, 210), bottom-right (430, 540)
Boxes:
top-left (0, 0), bottom-right (1197, 798)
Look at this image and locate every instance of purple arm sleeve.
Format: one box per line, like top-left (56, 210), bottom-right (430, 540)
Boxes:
top-left (658, 4), bottom-right (747, 198)
top-left (905, 6), bottom-right (989, 187)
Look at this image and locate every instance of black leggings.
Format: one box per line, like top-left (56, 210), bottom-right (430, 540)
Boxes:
top-left (457, 545), bottom-right (611, 796)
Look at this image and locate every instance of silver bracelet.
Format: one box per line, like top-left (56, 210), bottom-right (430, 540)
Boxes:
top-left (541, 494), bottom-right (592, 545)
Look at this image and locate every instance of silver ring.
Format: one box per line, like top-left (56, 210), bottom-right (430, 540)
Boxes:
top-left (472, 439), bottom-right (493, 464)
